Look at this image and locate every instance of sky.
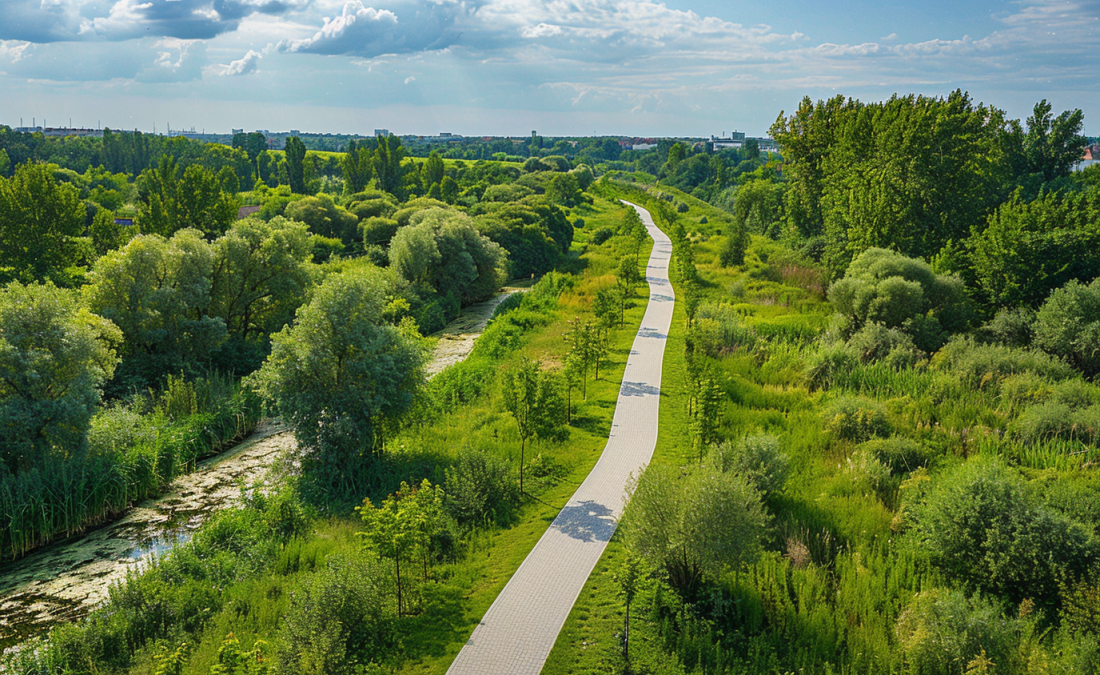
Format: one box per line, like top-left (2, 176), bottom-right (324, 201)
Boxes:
top-left (0, 0), bottom-right (1097, 137)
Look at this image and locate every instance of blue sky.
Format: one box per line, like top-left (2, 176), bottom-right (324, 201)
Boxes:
top-left (0, 0), bottom-right (1097, 137)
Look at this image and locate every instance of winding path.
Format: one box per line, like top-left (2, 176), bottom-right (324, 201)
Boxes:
top-left (446, 202), bottom-right (673, 675)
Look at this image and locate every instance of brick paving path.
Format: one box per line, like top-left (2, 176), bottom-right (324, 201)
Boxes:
top-left (446, 201), bottom-right (674, 675)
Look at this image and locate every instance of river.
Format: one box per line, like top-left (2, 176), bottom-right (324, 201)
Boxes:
top-left (0, 288), bottom-right (520, 652)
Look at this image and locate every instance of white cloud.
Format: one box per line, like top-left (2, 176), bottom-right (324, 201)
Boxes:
top-left (0, 40), bottom-right (31, 63)
top-left (217, 49), bottom-right (263, 75)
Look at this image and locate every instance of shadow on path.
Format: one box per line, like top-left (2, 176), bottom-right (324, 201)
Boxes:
top-left (551, 501), bottom-right (616, 543)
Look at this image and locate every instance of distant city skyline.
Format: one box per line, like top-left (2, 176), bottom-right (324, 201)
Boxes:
top-left (1, 0), bottom-right (1097, 137)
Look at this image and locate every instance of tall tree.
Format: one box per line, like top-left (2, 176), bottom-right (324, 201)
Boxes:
top-left (1024, 99), bottom-right (1087, 182)
top-left (374, 134), bottom-right (408, 198)
top-left (341, 139), bottom-right (373, 194)
top-left (0, 162), bottom-right (85, 285)
top-left (284, 136), bottom-right (307, 194)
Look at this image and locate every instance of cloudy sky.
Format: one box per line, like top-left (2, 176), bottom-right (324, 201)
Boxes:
top-left (0, 0), bottom-right (1097, 136)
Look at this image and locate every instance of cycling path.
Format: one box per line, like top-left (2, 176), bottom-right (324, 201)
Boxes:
top-left (446, 201), bottom-right (674, 675)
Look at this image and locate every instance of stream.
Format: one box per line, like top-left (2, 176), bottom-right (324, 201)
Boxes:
top-left (0, 288), bottom-right (520, 652)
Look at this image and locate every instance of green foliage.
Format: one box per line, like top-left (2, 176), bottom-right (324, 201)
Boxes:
top-left (829, 248), bottom-right (971, 348)
top-left (908, 458), bottom-right (1099, 603)
top-left (895, 588), bottom-right (1019, 675)
top-left (590, 227), bottom-right (614, 245)
top-left (625, 463), bottom-right (768, 595)
top-left (138, 156), bottom-right (239, 238)
top-left (444, 448), bottom-right (520, 526)
top-left (858, 437), bottom-right (934, 474)
top-left (708, 434), bottom-right (790, 497)
top-left (283, 136), bottom-right (307, 194)
top-left (687, 302), bottom-right (757, 358)
top-left (251, 267), bottom-right (426, 498)
top-left (0, 282), bottom-right (121, 474)
top-left (971, 188), bottom-right (1100, 307)
top-left (821, 396), bottom-right (890, 441)
top-left (501, 358), bottom-right (567, 492)
top-left (1033, 277), bottom-right (1100, 376)
top-left (846, 322), bottom-right (921, 368)
top-left (340, 140), bottom-right (374, 195)
top-left (933, 336), bottom-right (1074, 388)
top-left (0, 162), bottom-right (86, 284)
top-left (284, 194), bottom-right (359, 244)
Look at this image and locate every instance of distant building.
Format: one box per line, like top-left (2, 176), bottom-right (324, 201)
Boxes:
top-left (1077, 145), bottom-right (1100, 171)
top-left (632, 143), bottom-right (657, 151)
top-left (374, 129), bottom-right (392, 137)
top-left (113, 218), bottom-right (134, 227)
top-left (290, 130), bottom-right (300, 137)
top-left (232, 128), bottom-right (244, 135)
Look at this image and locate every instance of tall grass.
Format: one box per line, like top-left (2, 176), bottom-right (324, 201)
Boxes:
top-left (0, 382), bottom-right (260, 561)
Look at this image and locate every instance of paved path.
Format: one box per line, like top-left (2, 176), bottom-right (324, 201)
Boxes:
top-left (446, 201), bottom-right (674, 675)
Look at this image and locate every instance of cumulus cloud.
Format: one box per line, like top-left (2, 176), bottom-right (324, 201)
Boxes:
top-left (217, 48), bottom-right (263, 75)
top-left (279, 0), bottom-right (462, 57)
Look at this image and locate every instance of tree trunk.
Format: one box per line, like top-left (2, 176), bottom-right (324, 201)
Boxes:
top-left (519, 436), bottom-right (526, 494)
top-left (395, 552), bottom-right (403, 617)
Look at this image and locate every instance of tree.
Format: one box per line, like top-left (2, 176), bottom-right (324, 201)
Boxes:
top-left (593, 287), bottom-right (619, 334)
top-left (896, 589), bottom-right (1019, 675)
top-left (389, 209), bottom-right (508, 306)
top-left (285, 136), bottom-right (307, 194)
top-left (357, 479), bottom-right (445, 616)
top-left (590, 322), bottom-right (610, 380)
top-left (0, 162), bottom-right (85, 284)
top-left (210, 216), bottom-right (313, 341)
top-left (0, 282), bottom-right (121, 473)
top-left (613, 553), bottom-right (643, 662)
top-left (284, 194), bottom-right (359, 243)
top-left (250, 267), bottom-right (427, 494)
top-left (564, 318), bottom-right (593, 399)
top-left (341, 139), bottom-right (374, 194)
top-left (83, 229), bottom-right (226, 387)
top-left (1024, 99), bottom-right (1087, 182)
top-left (616, 257), bottom-right (642, 324)
top-left (424, 151), bottom-right (445, 188)
top-left (501, 358), bottom-right (566, 493)
top-left (138, 156), bottom-right (238, 238)
top-left (374, 134), bottom-right (408, 198)
top-left (625, 463), bottom-right (768, 595)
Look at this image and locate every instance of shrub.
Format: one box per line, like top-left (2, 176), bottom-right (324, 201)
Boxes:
top-left (687, 303), bottom-right (757, 357)
top-left (858, 437), bottom-right (933, 473)
top-left (1012, 401), bottom-right (1100, 446)
top-left (444, 449), bottom-right (520, 526)
top-left (590, 227), bottom-right (614, 245)
top-left (277, 553), bottom-right (396, 675)
top-left (828, 248), bottom-right (972, 345)
top-left (806, 343), bottom-right (859, 392)
top-left (896, 589), bottom-right (1020, 675)
top-left (847, 322), bottom-right (920, 367)
top-left (845, 447), bottom-right (894, 501)
top-left (910, 458), bottom-right (1099, 602)
top-left (708, 434), bottom-right (790, 497)
top-left (821, 396), bottom-right (890, 442)
top-left (676, 201), bottom-right (689, 213)
top-left (932, 336), bottom-right (1074, 389)
top-left (981, 307), bottom-right (1035, 348)
top-left (1034, 277), bottom-right (1100, 376)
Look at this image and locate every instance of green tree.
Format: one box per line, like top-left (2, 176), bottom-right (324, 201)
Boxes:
top-left (0, 162), bottom-right (85, 284)
top-left (0, 282), bottom-right (121, 473)
top-left (389, 209), bottom-right (507, 306)
top-left (284, 136), bottom-right (307, 194)
top-left (138, 156), bottom-right (239, 238)
top-left (896, 589), bottom-right (1019, 675)
top-left (284, 194), bottom-right (359, 243)
top-left (357, 480), bottom-right (445, 616)
top-left (564, 317), bottom-right (593, 399)
top-left (83, 230), bottom-right (225, 386)
top-left (210, 216), bottom-right (314, 341)
top-left (625, 463), bottom-right (768, 595)
top-left (616, 256), bottom-right (642, 324)
top-left (341, 139), bottom-right (374, 194)
top-left (593, 287), bottom-right (619, 334)
top-left (374, 134), bottom-right (408, 198)
top-left (501, 358), bottom-right (566, 493)
top-left (424, 151), bottom-right (445, 188)
top-left (1024, 99), bottom-right (1087, 182)
top-left (250, 267), bottom-right (427, 493)
top-left (613, 553), bottom-right (643, 662)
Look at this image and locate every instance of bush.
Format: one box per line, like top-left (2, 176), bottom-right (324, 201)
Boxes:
top-left (845, 447), bottom-right (894, 501)
top-left (821, 396), bottom-right (890, 442)
top-left (910, 458), bottom-right (1099, 603)
top-left (932, 336), bottom-right (1074, 389)
top-left (1034, 277), bottom-right (1100, 376)
top-left (858, 437), bottom-right (933, 473)
top-left (277, 553), bottom-right (397, 675)
top-left (708, 434), bottom-right (790, 496)
top-left (981, 307), bottom-right (1035, 348)
top-left (1012, 401), bottom-right (1100, 445)
top-left (444, 448), bottom-right (520, 526)
top-left (805, 343), bottom-right (859, 392)
top-left (896, 588), bottom-right (1020, 675)
top-left (847, 322), bottom-right (921, 367)
top-left (590, 227), bottom-right (614, 245)
top-left (687, 303), bottom-right (757, 357)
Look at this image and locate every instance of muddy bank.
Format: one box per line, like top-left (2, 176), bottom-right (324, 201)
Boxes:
top-left (0, 288), bottom-right (521, 651)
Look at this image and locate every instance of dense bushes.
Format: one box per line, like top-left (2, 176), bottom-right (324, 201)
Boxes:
top-left (1033, 277), bottom-right (1100, 376)
top-left (906, 458), bottom-right (1099, 603)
